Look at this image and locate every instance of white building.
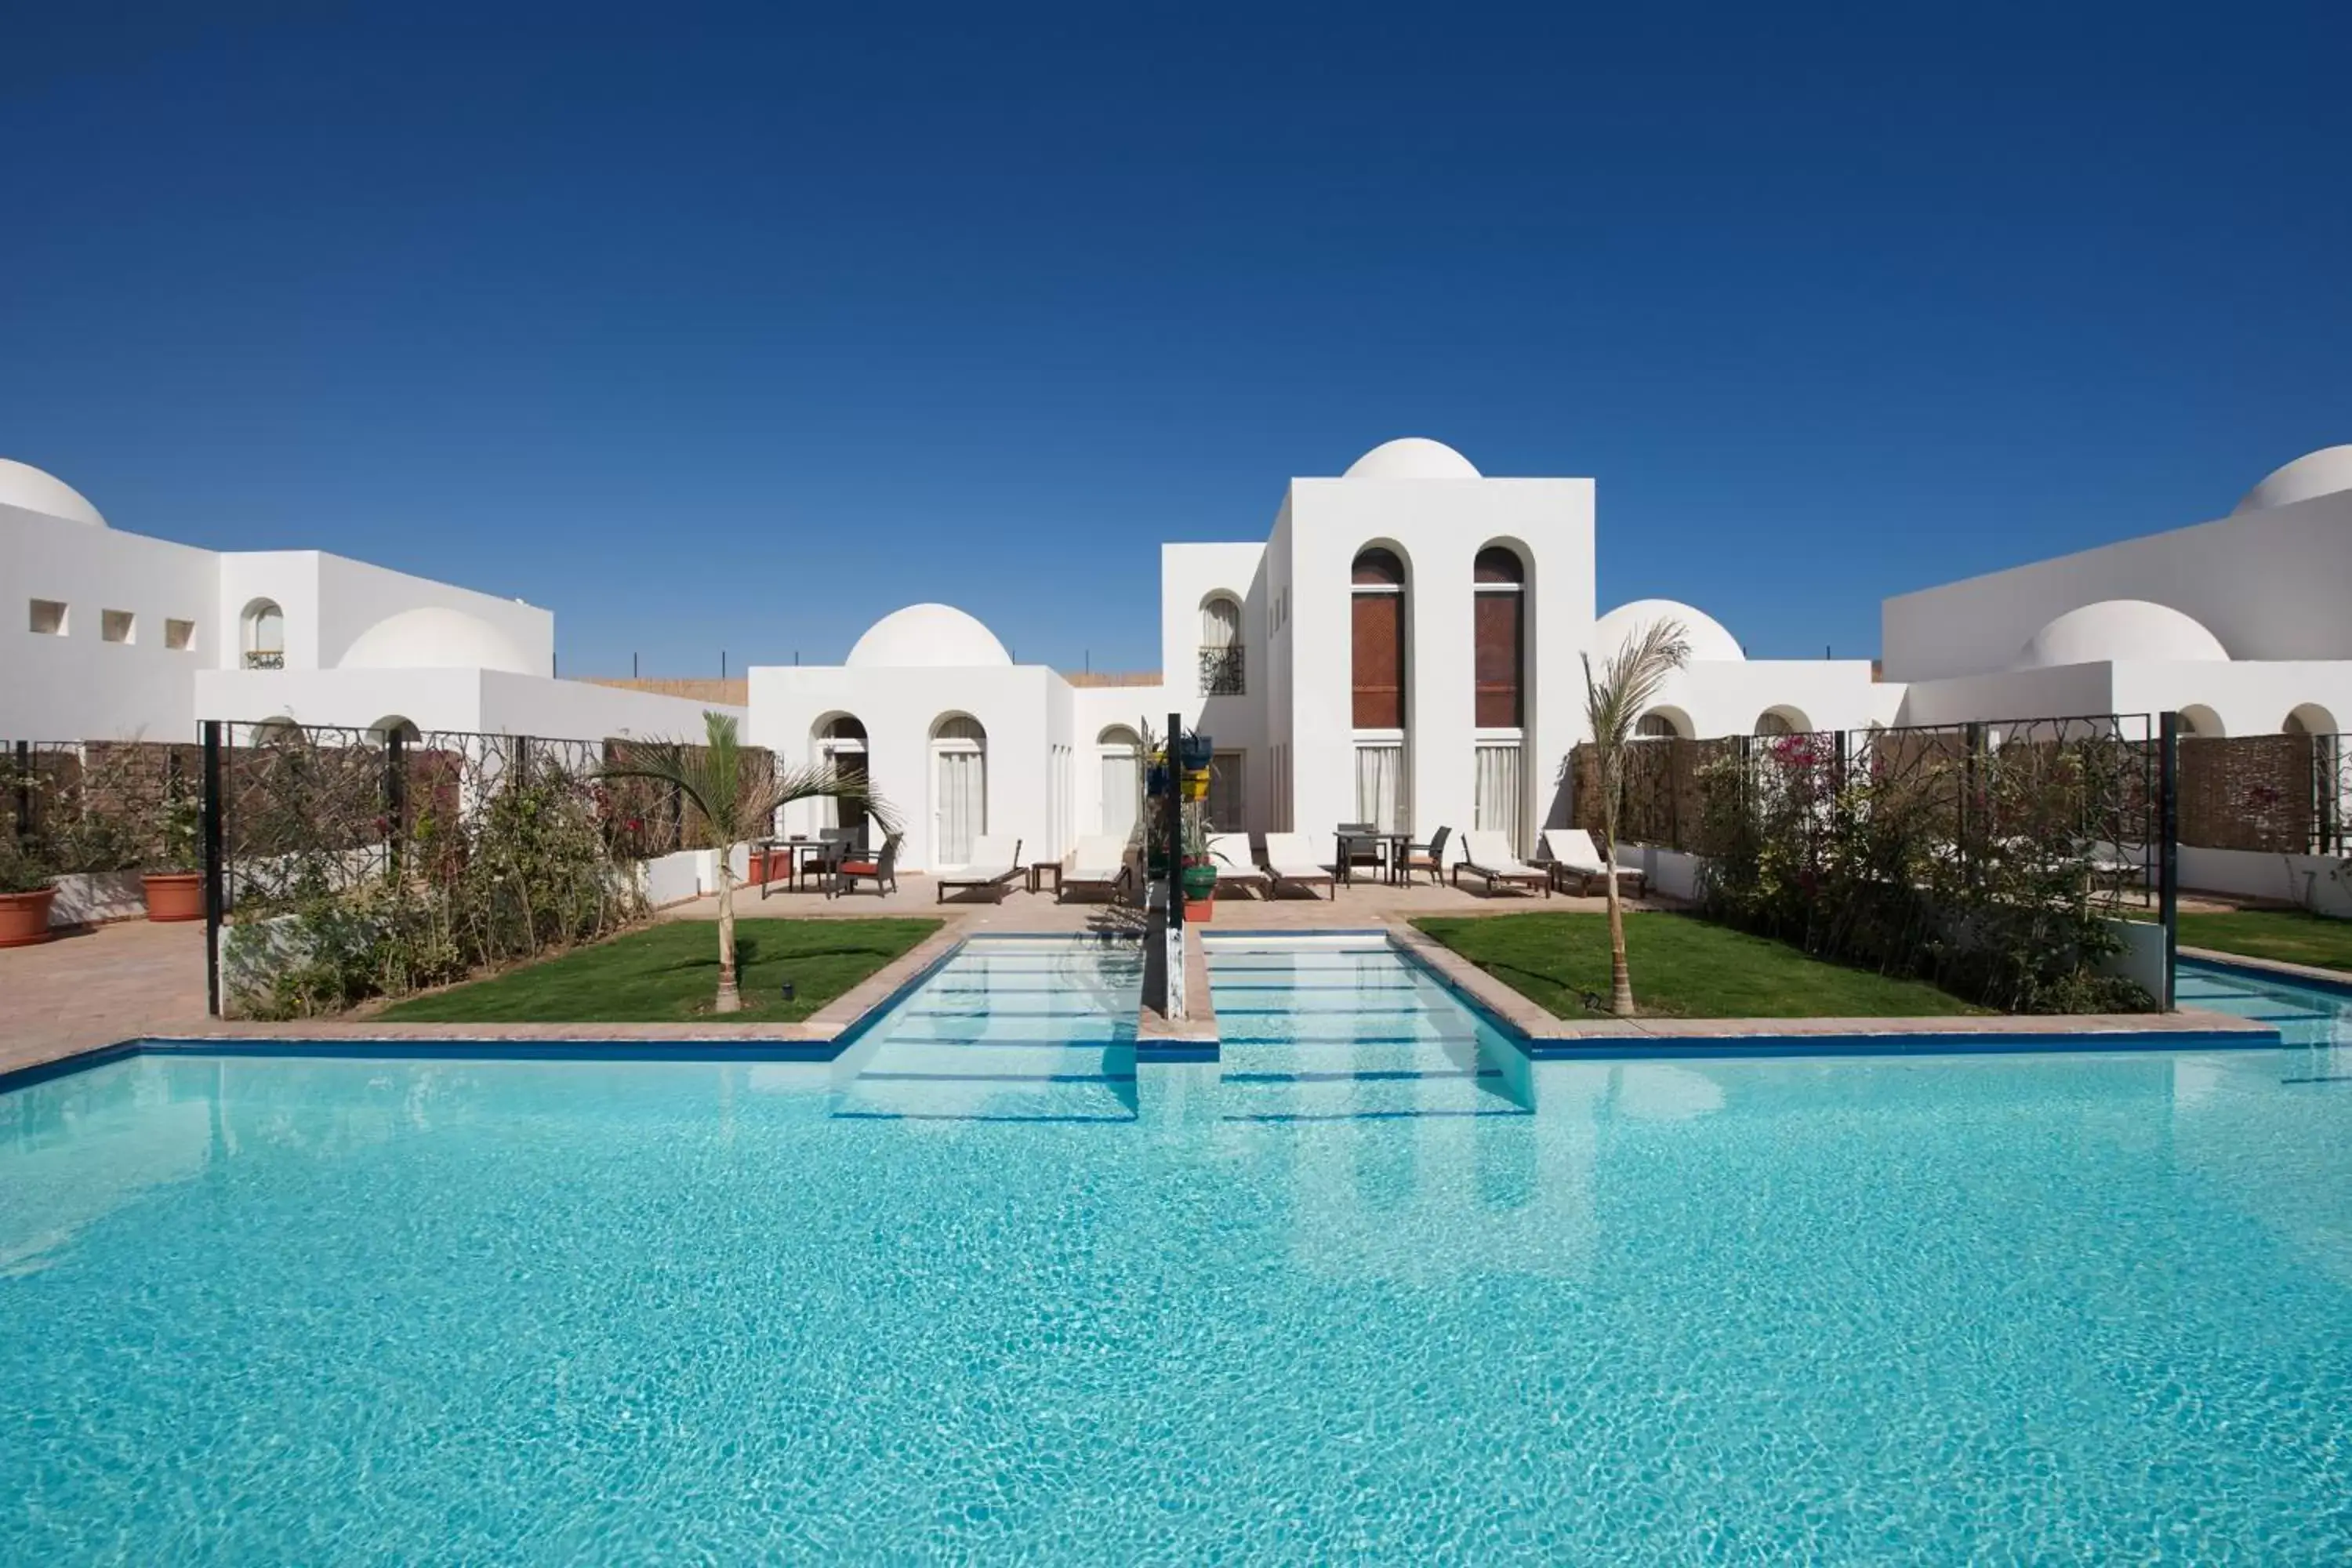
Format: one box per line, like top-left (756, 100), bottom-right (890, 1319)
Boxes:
top-left (1, 457), bottom-right (739, 744)
top-left (13, 436), bottom-right (2349, 878)
top-left (753, 437), bottom-right (1892, 871)
top-left (1882, 445), bottom-right (2352, 739)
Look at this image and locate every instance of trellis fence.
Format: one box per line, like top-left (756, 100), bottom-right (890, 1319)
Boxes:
top-left (1573, 714), bottom-right (2174, 1012)
top-left (2177, 732), bottom-right (2349, 856)
top-left (3, 739), bottom-right (204, 873)
top-left (202, 720), bottom-right (771, 1019)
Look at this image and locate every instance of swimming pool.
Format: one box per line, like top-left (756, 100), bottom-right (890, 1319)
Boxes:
top-left (4, 942), bottom-right (2350, 1560)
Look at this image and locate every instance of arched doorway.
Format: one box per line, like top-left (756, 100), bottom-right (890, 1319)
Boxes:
top-left (930, 714), bottom-right (986, 866)
top-left (815, 714), bottom-right (870, 848)
top-left (241, 599), bottom-right (285, 670)
top-left (1352, 545), bottom-right (1410, 832)
top-left (1097, 724), bottom-right (1142, 843)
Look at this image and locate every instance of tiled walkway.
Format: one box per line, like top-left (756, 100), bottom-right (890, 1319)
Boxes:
top-left (1, 920), bottom-right (210, 1077)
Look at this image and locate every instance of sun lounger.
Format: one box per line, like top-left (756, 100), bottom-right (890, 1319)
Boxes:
top-left (1454, 830), bottom-right (1551, 898)
top-left (1207, 833), bottom-right (1269, 898)
top-left (1538, 828), bottom-right (1643, 897)
top-left (1060, 835), bottom-right (1133, 902)
top-left (936, 833), bottom-right (1024, 902)
top-left (1260, 832), bottom-right (1335, 899)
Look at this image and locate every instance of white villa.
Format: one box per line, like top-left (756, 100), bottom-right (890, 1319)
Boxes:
top-left (7, 437), bottom-right (2350, 874)
top-left (0, 457), bottom-right (739, 746)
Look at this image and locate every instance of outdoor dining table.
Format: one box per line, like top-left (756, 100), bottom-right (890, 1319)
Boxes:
top-left (753, 837), bottom-right (837, 897)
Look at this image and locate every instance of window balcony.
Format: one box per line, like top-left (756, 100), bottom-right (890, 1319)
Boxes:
top-left (244, 650), bottom-right (285, 670)
top-left (1199, 645), bottom-right (1244, 697)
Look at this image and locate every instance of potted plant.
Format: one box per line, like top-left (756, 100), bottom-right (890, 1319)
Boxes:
top-left (1180, 815), bottom-right (1218, 922)
top-left (143, 777), bottom-right (206, 922)
top-left (0, 835), bottom-right (57, 947)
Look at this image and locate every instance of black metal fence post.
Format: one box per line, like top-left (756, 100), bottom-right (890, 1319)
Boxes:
top-left (202, 720), bottom-right (225, 1017)
top-left (2158, 710), bottom-right (2180, 1011)
top-left (384, 730), bottom-right (407, 885)
top-left (11, 740), bottom-right (28, 847)
top-left (1167, 710), bottom-right (1185, 939)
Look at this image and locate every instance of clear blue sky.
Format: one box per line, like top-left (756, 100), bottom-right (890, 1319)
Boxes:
top-left (5, 1), bottom-right (2347, 676)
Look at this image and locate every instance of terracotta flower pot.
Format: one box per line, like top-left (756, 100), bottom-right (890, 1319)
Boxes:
top-left (143, 872), bottom-right (206, 923)
top-left (0, 887), bottom-right (57, 948)
top-left (1183, 896), bottom-right (1214, 923)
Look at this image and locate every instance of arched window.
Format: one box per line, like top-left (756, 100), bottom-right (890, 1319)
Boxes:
top-left (1097, 724), bottom-right (1142, 842)
top-left (1754, 706), bottom-right (1809, 737)
top-left (1198, 594), bottom-right (1244, 695)
top-left (241, 599), bottom-right (285, 670)
top-left (1351, 546), bottom-right (1409, 832)
top-left (1635, 709), bottom-right (1690, 740)
top-left (368, 716), bottom-right (420, 745)
top-left (930, 714), bottom-right (987, 866)
top-left (2285, 704), bottom-right (2337, 737)
top-left (2178, 705), bottom-right (2225, 739)
top-left (815, 714), bottom-right (870, 845)
top-left (1472, 546), bottom-right (1528, 849)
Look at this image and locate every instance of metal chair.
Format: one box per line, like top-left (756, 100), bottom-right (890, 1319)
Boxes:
top-left (831, 832), bottom-right (902, 898)
top-left (1399, 825), bottom-right (1451, 885)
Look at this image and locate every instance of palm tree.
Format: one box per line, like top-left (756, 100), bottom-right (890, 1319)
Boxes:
top-left (599, 711), bottom-right (890, 1014)
top-left (1581, 619), bottom-right (1691, 1017)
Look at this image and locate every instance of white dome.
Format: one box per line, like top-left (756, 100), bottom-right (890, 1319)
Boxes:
top-left (846, 603), bottom-right (1012, 670)
top-left (1592, 598), bottom-right (1744, 664)
top-left (2014, 600), bottom-right (2230, 669)
top-left (2233, 445), bottom-right (2352, 515)
top-left (338, 607), bottom-right (537, 674)
top-left (1342, 437), bottom-right (1481, 481)
top-left (0, 459), bottom-right (107, 527)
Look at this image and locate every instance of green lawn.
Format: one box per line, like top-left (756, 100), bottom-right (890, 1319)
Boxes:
top-left (378, 917), bottom-right (942, 1023)
top-left (1414, 911), bottom-right (1984, 1019)
top-left (2179, 908), bottom-right (2352, 975)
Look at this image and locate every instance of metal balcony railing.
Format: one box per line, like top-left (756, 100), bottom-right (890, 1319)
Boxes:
top-left (1198, 645), bottom-right (1243, 697)
top-left (244, 651), bottom-right (285, 670)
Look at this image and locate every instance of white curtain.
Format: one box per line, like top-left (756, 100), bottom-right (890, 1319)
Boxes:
top-left (1355, 743), bottom-right (1405, 833)
top-left (935, 749), bottom-right (984, 864)
top-left (1200, 596), bottom-right (1239, 649)
top-left (1100, 749), bottom-right (1138, 842)
top-left (1474, 743), bottom-right (1523, 851)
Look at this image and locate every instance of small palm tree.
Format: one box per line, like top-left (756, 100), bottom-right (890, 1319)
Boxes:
top-left (599, 711), bottom-right (890, 1014)
top-left (1581, 620), bottom-right (1691, 1017)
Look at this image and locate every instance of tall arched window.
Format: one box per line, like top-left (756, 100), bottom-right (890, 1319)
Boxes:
top-left (1351, 546), bottom-right (1409, 832)
top-left (241, 599), bottom-right (285, 670)
top-left (1472, 546), bottom-right (1526, 848)
top-left (816, 714), bottom-right (870, 846)
top-left (930, 714), bottom-right (987, 866)
top-left (1097, 724), bottom-right (1142, 842)
top-left (1199, 593), bottom-right (1243, 695)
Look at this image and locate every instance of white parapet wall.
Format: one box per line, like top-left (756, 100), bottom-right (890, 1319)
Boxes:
top-left (2180, 846), bottom-right (2352, 916)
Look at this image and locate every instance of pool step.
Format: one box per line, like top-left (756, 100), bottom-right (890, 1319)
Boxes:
top-left (1219, 1065), bottom-right (1527, 1122)
top-left (833, 1069), bottom-right (1138, 1123)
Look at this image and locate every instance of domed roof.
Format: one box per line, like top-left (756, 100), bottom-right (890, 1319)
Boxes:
top-left (0, 459), bottom-right (107, 527)
top-left (1342, 437), bottom-right (1481, 481)
top-left (2233, 445), bottom-right (2352, 514)
top-left (2013, 600), bottom-right (2230, 669)
top-left (846, 603), bottom-right (1012, 670)
top-left (338, 607), bottom-right (536, 674)
top-left (1592, 598), bottom-right (1744, 664)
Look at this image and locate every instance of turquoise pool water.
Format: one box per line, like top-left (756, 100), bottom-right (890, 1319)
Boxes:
top-left (4, 942), bottom-right (2351, 1561)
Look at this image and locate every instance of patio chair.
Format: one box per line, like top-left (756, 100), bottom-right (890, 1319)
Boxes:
top-left (1397, 825), bottom-right (1452, 885)
top-left (1453, 831), bottom-right (1551, 898)
top-left (1207, 832), bottom-right (1270, 899)
top-left (1538, 828), bottom-right (1644, 898)
top-left (1334, 821), bottom-right (1386, 884)
top-left (1061, 835), bottom-right (1133, 902)
top-left (936, 833), bottom-right (1024, 902)
top-left (830, 832), bottom-right (902, 898)
top-left (1261, 832), bottom-right (1336, 900)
